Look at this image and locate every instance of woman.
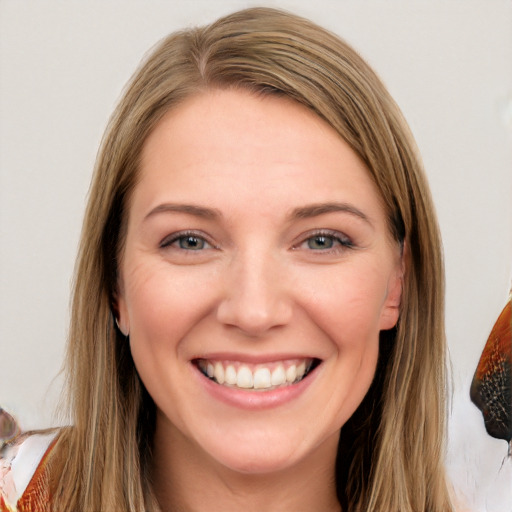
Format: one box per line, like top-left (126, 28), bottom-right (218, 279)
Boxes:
top-left (0, 7), bottom-right (453, 511)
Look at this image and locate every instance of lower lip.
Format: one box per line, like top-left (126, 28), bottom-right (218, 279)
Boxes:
top-left (192, 364), bottom-right (319, 410)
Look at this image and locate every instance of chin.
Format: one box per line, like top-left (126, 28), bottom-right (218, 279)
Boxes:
top-left (196, 422), bottom-right (339, 477)
top-left (209, 443), bottom-right (304, 475)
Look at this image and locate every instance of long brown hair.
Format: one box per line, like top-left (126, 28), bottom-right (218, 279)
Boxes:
top-left (52, 8), bottom-right (452, 511)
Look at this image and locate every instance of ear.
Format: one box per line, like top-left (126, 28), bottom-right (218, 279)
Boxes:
top-left (379, 242), bottom-right (406, 331)
top-left (112, 286), bottom-right (130, 337)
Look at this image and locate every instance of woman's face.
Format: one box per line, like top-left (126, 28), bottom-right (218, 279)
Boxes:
top-left (116, 89), bottom-right (402, 475)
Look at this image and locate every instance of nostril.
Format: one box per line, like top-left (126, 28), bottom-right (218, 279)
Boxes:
top-left (216, 296), bottom-right (292, 336)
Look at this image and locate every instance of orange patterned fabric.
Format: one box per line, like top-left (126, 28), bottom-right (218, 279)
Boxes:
top-left (0, 435), bottom-right (56, 512)
top-left (15, 448), bottom-right (52, 512)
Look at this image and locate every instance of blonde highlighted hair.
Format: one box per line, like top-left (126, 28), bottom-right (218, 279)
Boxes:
top-left (52, 8), bottom-right (452, 511)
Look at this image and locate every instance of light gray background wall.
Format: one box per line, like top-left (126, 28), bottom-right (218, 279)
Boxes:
top-left (1, 1), bottom-right (511, 510)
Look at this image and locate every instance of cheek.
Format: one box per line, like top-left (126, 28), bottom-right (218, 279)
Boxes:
top-left (298, 270), bottom-right (384, 433)
top-left (123, 262), bottom-right (219, 360)
top-left (298, 263), bottom-right (390, 349)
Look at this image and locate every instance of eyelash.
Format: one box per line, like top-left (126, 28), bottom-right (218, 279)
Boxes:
top-left (294, 229), bottom-right (354, 254)
top-left (160, 229), bottom-right (354, 255)
top-left (159, 231), bottom-right (216, 251)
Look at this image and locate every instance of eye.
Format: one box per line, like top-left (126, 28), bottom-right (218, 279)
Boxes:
top-left (306, 235), bottom-right (336, 250)
top-left (177, 235), bottom-right (207, 250)
top-left (295, 230), bottom-right (354, 253)
top-left (160, 231), bottom-right (214, 251)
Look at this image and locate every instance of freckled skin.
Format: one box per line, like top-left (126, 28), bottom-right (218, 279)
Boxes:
top-left (116, 89), bottom-right (403, 511)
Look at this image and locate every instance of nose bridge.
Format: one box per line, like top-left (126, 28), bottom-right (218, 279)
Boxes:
top-left (216, 244), bottom-right (291, 335)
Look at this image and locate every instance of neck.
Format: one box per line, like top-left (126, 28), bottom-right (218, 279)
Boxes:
top-left (152, 419), bottom-right (342, 512)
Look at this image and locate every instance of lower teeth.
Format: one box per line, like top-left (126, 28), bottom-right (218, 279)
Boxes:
top-left (215, 376), bottom-right (304, 391)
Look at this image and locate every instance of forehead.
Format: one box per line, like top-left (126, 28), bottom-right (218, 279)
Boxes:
top-left (132, 88), bottom-right (387, 227)
top-left (142, 89), bottom-right (348, 166)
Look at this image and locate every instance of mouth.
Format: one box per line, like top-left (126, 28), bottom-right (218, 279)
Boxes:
top-left (194, 358), bottom-right (320, 391)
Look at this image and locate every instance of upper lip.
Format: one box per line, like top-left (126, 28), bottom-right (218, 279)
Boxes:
top-left (190, 352), bottom-right (320, 364)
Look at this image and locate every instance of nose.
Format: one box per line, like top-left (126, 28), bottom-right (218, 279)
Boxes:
top-left (216, 250), bottom-right (293, 336)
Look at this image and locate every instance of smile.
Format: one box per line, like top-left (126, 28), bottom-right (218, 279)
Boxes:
top-left (196, 358), bottom-right (317, 391)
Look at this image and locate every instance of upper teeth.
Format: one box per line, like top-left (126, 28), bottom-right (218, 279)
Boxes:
top-left (198, 359), bottom-right (311, 390)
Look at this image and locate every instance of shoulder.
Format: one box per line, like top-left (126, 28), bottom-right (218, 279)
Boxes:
top-left (0, 430), bottom-right (58, 512)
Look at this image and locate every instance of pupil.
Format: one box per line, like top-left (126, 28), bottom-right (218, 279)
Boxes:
top-left (309, 236), bottom-right (333, 250)
top-left (180, 236), bottom-right (203, 250)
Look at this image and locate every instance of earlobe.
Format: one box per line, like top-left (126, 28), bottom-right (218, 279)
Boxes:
top-left (379, 242), bottom-right (406, 330)
top-left (112, 292), bottom-right (130, 337)
top-left (379, 274), bottom-right (402, 330)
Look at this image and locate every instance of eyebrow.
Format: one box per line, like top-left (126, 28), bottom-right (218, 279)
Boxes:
top-left (144, 201), bottom-right (372, 226)
top-left (289, 202), bottom-right (373, 225)
top-left (144, 203), bottom-right (221, 221)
